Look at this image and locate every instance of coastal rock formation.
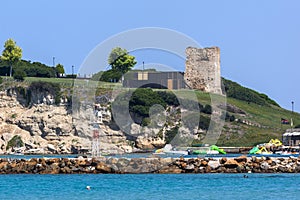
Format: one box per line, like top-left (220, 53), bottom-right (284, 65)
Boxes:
top-left (0, 93), bottom-right (133, 154)
top-left (1, 156), bottom-right (300, 174)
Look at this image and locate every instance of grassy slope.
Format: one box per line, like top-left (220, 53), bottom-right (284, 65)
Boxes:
top-left (217, 96), bottom-right (299, 146)
top-left (149, 89), bottom-right (297, 146)
top-left (2, 76), bottom-right (298, 147)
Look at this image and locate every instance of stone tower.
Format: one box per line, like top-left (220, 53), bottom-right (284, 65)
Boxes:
top-left (184, 47), bottom-right (222, 94)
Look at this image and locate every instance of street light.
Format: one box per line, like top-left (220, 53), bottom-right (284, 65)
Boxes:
top-left (142, 61), bottom-right (144, 80)
top-left (72, 65), bottom-right (74, 77)
top-left (53, 57), bottom-right (55, 67)
top-left (291, 101), bottom-right (294, 130)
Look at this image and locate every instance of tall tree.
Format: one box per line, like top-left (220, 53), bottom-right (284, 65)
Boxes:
top-left (55, 63), bottom-right (65, 77)
top-left (1, 39), bottom-right (22, 77)
top-left (108, 47), bottom-right (136, 75)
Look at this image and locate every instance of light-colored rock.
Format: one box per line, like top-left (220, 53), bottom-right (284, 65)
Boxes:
top-left (208, 160), bottom-right (221, 170)
top-left (135, 136), bottom-right (165, 150)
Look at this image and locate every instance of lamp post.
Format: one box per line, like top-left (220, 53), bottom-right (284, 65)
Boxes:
top-left (72, 65), bottom-right (74, 77)
top-left (53, 57), bottom-right (55, 67)
top-left (142, 61), bottom-right (144, 80)
top-left (291, 101), bottom-right (294, 131)
top-left (72, 65), bottom-right (75, 87)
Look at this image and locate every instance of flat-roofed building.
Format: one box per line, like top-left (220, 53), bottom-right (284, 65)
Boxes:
top-left (283, 128), bottom-right (300, 146)
top-left (123, 71), bottom-right (186, 90)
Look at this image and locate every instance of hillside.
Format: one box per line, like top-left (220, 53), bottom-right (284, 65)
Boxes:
top-left (0, 76), bottom-right (299, 151)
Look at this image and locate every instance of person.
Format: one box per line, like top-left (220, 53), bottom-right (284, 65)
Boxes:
top-left (86, 186), bottom-right (91, 190)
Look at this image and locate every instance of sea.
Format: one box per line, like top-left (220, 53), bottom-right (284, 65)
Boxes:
top-left (0, 173), bottom-right (299, 200)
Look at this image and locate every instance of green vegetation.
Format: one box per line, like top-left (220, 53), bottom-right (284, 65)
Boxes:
top-left (13, 69), bottom-right (26, 81)
top-left (0, 40), bottom-right (296, 147)
top-left (222, 78), bottom-right (280, 107)
top-left (99, 69), bottom-right (122, 82)
top-left (108, 47), bottom-right (137, 74)
top-left (216, 95), bottom-right (300, 146)
top-left (165, 126), bottom-right (179, 144)
top-left (55, 64), bottom-right (65, 77)
top-left (295, 124), bottom-right (300, 128)
top-left (93, 47), bottom-right (137, 82)
top-left (1, 38), bottom-right (22, 77)
top-left (6, 135), bottom-right (24, 150)
top-left (29, 81), bottom-right (61, 104)
top-left (125, 86), bottom-right (300, 147)
top-left (0, 59), bottom-right (56, 78)
top-left (129, 88), bottom-right (167, 123)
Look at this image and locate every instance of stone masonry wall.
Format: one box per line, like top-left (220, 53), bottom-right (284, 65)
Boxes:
top-left (184, 47), bottom-right (222, 94)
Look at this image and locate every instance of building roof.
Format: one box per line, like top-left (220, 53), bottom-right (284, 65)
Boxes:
top-left (283, 132), bottom-right (300, 136)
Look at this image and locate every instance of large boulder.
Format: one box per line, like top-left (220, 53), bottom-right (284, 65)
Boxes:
top-left (208, 160), bottom-right (221, 170)
top-left (224, 159), bottom-right (239, 168)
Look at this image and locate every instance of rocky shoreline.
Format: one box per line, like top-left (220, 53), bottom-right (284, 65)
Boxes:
top-left (1, 156), bottom-right (300, 174)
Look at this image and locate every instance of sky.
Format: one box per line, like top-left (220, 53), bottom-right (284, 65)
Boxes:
top-left (1, 0), bottom-right (300, 112)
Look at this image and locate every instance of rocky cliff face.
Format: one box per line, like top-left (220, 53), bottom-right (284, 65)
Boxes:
top-left (0, 91), bottom-right (165, 154)
top-left (0, 93), bottom-right (86, 154)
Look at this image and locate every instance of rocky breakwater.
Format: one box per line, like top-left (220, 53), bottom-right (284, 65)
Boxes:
top-left (1, 156), bottom-right (300, 174)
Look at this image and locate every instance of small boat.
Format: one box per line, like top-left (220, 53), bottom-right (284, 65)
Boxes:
top-left (153, 144), bottom-right (188, 156)
top-left (275, 146), bottom-right (300, 156)
top-left (206, 150), bottom-right (220, 155)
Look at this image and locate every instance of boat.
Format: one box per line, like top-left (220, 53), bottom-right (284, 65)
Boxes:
top-left (275, 146), bottom-right (300, 156)
top-left (153, 144), bottom-right (188, 156)
top-left (206, 150), bottom-right (220, 155)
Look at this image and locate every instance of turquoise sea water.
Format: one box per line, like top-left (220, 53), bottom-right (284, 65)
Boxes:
top-left (0, 173), bottom-right (299, 200)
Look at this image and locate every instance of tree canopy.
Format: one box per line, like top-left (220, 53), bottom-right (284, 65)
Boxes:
top-left (0, 60), bottom-right (56, 78)
top-left (1, 38), bottom-right (22, 77)
top-left (55, 64), bottom-right (65, 76)
top-left (108, 47), bottom-right (136, 74)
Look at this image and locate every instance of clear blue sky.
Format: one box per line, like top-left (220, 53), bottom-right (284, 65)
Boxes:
top-left (1, 0), bottom-right (300, 112)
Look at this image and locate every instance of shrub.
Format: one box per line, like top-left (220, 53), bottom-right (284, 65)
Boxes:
top-left (225, 112), bottom-right (236, 122)
top-left (165, 126), bottom-right (179, 144)
top-left (295, 124), bottom-right (300, 128)
top-left (91, 71), bottom-right (103, 81)
top-left (202, 104), bottom-right (212, 114)
top-left (6, 135), bottom-right (24, 150)
top-left (157, 91), bottom-right (180, 106)
top-left (29, 81), bottom-right (61, 104)
top-left (129, 88), bottom-right (166, 117)
top-left (222, 78), bottom-right (280, 107)
top-left (65, 74), bottom-right (77, 79)
top-left (141, 118), bottom-right (151, 126)
top-left (0, 76), bottom-right (2, 84)
top-left (199, 115), bottom-right (211, 130)
top-left (13, 69), bottom-right (26, 81)
top-left (99, 69), bottom-right (122, 82)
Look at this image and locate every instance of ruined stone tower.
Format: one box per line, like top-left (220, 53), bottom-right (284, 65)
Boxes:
top-left (184, 47), bottom-right (222, 94)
